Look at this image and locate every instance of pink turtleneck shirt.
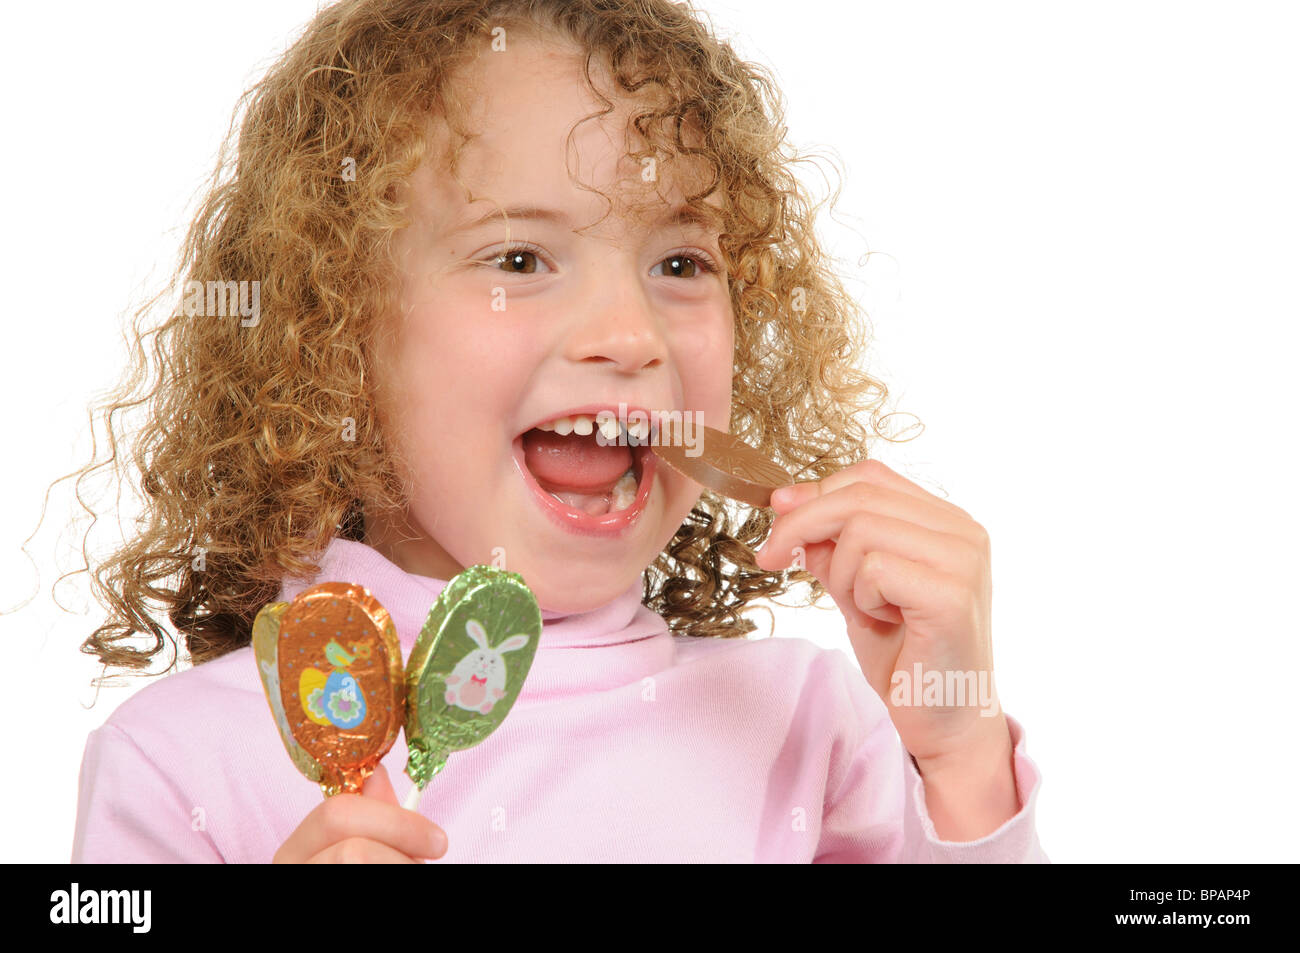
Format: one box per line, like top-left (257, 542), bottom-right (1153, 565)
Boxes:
top-left (71, 538), bottom-right (1048, 862)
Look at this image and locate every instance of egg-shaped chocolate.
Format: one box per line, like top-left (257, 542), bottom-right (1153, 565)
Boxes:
top-left (253, 582), bottom-right (403, 796)
top-left (403, 566), bottom-right (542, 804)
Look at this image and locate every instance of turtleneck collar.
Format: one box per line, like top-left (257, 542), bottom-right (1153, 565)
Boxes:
top-left (276, 537), bottom-right (676, 701)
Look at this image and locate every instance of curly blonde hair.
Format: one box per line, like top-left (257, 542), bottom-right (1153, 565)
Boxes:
top-left (64, 0), bottom-right (915, 683)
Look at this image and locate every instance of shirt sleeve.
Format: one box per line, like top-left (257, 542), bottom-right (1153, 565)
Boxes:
top-left (71, 723), bottom-right (225, 863)
top-left (812, 649), bottom-right (1048, 863)
top-left (894, 712), bottom-right (1049, 863)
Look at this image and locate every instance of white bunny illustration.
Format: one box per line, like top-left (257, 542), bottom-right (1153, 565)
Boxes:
top-left (443, 618), bottom-right (531, 714)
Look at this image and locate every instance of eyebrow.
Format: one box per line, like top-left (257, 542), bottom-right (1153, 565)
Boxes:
top-left (448, 203), bottom-right (721, 236)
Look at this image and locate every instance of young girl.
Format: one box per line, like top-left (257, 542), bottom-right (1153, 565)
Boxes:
top-left (70, 0), bottom-right (1046, 863)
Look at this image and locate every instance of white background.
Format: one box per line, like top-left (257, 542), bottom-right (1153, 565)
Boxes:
top-left (2, 0), bottom-right (1296, 863)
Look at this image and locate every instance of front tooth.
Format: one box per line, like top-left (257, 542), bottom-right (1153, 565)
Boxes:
top-left (573, 415), bottom-right (594, 435)
top-left (553, 416), bottom-right (574, 436)
top-left (598, 417), bottom-right (621, 442)
top-left (623, 419), bottom-right (648, 445)
top-left (537, 420), bottom-right (556, 432)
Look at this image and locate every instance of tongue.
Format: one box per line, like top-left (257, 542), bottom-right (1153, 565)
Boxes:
top-left (522, 429), bottom-right (632, 491)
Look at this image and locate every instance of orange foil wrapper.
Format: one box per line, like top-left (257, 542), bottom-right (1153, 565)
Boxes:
top-left (253, 582), bottom-right (404, 797)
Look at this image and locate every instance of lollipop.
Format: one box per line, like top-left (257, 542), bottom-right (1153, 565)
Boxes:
top-left (651, 421), bottom-right (794, 507)
top-left (402, 566), bottom-right (542, 810)
top-left (253, 582), bottom-right (404, 797)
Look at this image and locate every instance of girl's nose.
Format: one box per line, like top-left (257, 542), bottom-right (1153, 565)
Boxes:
top-left (564, 272), bottom-right (669, 373)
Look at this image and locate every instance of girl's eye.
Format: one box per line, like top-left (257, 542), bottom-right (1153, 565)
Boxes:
top-left (482, 243), bottom-right (719, 278)
top-left (651, 251), bottom-right (719, 278)
top-left (490, 244), bottom-right (546, 274)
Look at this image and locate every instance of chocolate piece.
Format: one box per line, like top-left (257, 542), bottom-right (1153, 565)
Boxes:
top-left (650, 422), bottom-right (793, 507)
top-left (402, 565), bottom-right (542, 809)
top-left (253, 582), bottom-right (404, 797)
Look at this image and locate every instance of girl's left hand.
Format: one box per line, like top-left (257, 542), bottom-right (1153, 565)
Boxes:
top-left (755, 459), bottom-right (1009, 774)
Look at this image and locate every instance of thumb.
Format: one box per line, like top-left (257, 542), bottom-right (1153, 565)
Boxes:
top-left (360, 762), bottom-right (399, 804)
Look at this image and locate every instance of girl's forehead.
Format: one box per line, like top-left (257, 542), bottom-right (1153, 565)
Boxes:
top-left (429, 38), bottom-right (714, 190)
top-left (406, 126), bottom-right (723, 242)
top-left (397, 36), bottom-right (723, 240)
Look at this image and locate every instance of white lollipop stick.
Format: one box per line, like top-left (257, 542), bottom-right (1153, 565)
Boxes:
top-left (402, 781), bottom-right (425, 812)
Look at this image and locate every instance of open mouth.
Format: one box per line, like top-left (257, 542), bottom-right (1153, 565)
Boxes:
top-left (511, 410), bottom-right (657, 530)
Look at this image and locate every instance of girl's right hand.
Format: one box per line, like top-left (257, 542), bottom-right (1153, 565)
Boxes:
top-left (272, 763), bottom-right (449, 863)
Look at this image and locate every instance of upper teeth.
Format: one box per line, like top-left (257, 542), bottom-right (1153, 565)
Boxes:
top-left (537, 414), bottom-right (649, 441)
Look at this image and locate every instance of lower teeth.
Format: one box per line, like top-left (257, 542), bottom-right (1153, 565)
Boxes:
top-left (547, 467), bottom-right (637, 515)
top-left (609, 469), bottom-right (637, 511)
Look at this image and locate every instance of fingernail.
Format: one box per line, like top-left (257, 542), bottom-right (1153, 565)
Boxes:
top-left (771, 486), bottom-right (793, 506)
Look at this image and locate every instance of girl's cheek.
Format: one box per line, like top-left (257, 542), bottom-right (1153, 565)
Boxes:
top-left (679, 313), bottom-right (734, 400)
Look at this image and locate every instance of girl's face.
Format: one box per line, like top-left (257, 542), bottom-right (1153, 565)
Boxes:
top-left (367, 36), bottom-right (734, 613)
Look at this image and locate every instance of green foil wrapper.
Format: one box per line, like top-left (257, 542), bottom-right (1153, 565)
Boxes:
top-left (404, 566), bottom-right (542, 791)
